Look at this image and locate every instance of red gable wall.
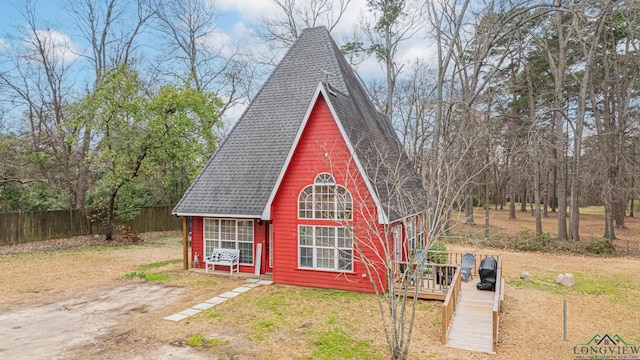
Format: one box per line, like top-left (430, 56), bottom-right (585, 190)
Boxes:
top-left (270, 93), bottom-right (387, 293)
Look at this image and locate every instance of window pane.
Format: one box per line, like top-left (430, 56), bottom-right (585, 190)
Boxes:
top-left (204, 219), bottom-right (219, 240)
top-left (220, 220), bottom-right (235, 240)
top-left (315, 173), bottom-right (335, 184)
top-left (299, 247), bottom-right (313, 268)
top-left (315, 185), bottom-right (335, 219)
top-left (299, 226), bottom-right (313, 246)
top-left (315, 227), bottom-right (334, 247)
top-left (237, 220), bottom-right (253, 241)
top-left (238, 242), bottom-right (253, 264)
top-left (221, 241), bottom-right (235, 249)
top-left (337, 227), bottom-right (352, 248)
top-left (338, 249), bottom-right (353, 271)
top-left (337, 187), bottom-right (352, 219)
top-left (299, 186), bottom-right (313, 218)
top-left (316, 248), bottom-right (334, 269)
top-left (204, 239), bottom-right (216, 257)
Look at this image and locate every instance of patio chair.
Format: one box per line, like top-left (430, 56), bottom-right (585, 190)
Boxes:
top-left (411, 250), bottom-right (434, 287)
top-left (461, 252), bottom-right (475, 282)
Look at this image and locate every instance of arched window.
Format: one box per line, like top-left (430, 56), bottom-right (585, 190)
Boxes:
top-left (298, 173), bottom-right (352, 220)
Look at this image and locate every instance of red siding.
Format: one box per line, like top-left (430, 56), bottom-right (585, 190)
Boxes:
top-left (191, 217), bottom-right (204, 268)
top-left (271, 94), bottom-right (387, 293)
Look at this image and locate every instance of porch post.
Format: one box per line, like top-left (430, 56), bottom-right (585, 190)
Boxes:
top-left (182, 216), bottom-right (188, 270)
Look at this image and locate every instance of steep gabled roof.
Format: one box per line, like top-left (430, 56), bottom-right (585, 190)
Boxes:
top-left (173, 26), bottom-right (425, 222)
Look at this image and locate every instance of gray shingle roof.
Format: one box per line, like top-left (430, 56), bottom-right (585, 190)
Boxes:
top-left (173, 27), bottom-right (425, 222)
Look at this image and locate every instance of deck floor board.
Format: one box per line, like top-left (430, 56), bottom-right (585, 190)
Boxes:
top-left (445, 280), bottom-right (496, 354)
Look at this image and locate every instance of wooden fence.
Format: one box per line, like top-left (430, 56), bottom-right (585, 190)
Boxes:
top-left (0, 206), bottom-right (181, 246)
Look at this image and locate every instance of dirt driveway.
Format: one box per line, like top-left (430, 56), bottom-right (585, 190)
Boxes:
top-left (0, 282), bottom-right (190, 359)
top-left (0, 233), bottom-right (243, 360)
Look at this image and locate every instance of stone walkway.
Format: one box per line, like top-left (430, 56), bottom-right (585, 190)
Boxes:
top-left (164, 278), bottom-right (273, 321)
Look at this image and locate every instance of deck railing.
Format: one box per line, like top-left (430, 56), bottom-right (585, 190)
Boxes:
top-left (425, 250), bottom-right (498, 280)
top-left (441, 266), bottom-right (462, 344)
top-left (393, 262), bottom-right (459, 299)
top-left (492, 254), bottom-right (504, 352)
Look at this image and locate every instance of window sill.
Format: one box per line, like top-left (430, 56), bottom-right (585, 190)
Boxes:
top-left (296, 267), bottom-right (355, 274)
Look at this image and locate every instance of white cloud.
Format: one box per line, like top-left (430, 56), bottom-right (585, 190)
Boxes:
top-left (215, 0), bottom-right (276, 22)
top-left (201, 29), bottom-right (233, 56)
top-left (0, 38), bottom-right (8, 50)
top-left (23, 29), bottom-right (79, 66)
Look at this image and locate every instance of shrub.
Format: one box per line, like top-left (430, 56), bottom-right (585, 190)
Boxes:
top-left (584, 238), bottom-right (616, 256)
top-left (506, 229), bottom-right (553, 252)
top-left (428, 241), bottom-right (448, 264)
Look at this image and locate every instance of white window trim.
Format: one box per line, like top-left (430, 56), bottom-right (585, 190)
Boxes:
top-left (203, 218), bottom-right (254, 265)
top-left (297, 173), bottom-right (352, 220)
top-left (298, 225), bottom-right (353, 272)
top-left (406, 216), bottom-right (417, 251)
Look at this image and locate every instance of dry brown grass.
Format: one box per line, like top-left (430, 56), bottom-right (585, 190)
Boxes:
top-left (0, 222), bottom-right (639, 359)
top-left (449, 207), bottom-right (640, 257)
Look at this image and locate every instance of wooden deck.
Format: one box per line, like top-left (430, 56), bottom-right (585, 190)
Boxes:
top-left (395, 251), bottom-right (504, 354)
top-left (445, 276), bottom-right (497, 353)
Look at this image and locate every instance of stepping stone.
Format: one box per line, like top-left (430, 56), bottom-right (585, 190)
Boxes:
top-left (232, 286), bottom-right (252, 293)
top-left (192, 302), bottom-right (216, 310)
top-left (258, 280), bottom-right (273, 285)
top-left (205, 297), bottom-right (228, 304)
top-left (179, 308), bottom-right (202, 316)
top-left (164, 313), bottom-right (189, 321)
top-left (245, 283), bottom-right (261, 288)
top-left (219, 291), bottom-right (240, 298)
top-left (245, 279), bottom-right (260, 284)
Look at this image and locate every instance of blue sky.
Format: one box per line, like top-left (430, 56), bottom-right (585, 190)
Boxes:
top-left (0, 0), bottom-right (432, 74)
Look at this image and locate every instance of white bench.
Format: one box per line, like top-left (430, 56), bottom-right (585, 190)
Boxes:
top-left (205, 249), bottom-right (240, 274)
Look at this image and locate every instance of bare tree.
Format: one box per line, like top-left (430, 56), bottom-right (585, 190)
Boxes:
top-left (154, 0), bottom-right (259, 129)
top-left (257, 0), bottom-right (352, 48)
top-left (586, 2), bottom-right (639, 240)
top-left (566, 1), bottom-right (611, 242)
top-left (0, 0), bottom-right (81, 208)
top-left (67, 0), bottom-right (154, 84)
top-left (393, 59), bottom-right (436, 171)
top-left (319, 139), bottom-right (429, 360)
top-left (344, 0), bottom-right (425, 119)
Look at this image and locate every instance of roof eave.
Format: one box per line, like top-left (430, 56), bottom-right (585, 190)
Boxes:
top-left (171, 212), bottom-right (262, 219)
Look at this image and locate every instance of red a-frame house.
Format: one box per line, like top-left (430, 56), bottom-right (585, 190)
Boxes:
top-left (173, 27), bottom-right (427, 293)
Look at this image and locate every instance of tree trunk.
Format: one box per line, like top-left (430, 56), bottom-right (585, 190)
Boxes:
top-left (543, 170), bottom-right (549, 218)
top-left (465, 185), bottom-right (474, 225)
top-left (545, 3), bottom-right (567, 239)
top-left (614, 200), bottom-right (625, 229)
top-left (534, 162), bottom-right (542, 237)
top-left (520, 181), bottom-right (527, 212)
top-left (105, 191), bottom-right (118, 241)
top-left (603, 205), bottom-right (615, 240)
top-left (485, 169), bottom-right (490, 239)
top-left (509, 180), bottom-right (516, 220)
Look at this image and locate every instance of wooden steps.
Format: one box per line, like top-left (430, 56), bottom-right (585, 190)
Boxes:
top-left (445, 280), bottom-right (496, 354)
